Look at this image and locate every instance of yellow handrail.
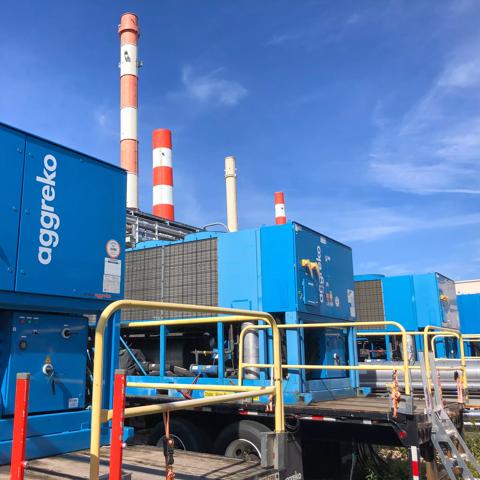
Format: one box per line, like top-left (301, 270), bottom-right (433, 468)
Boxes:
top-left (430, 333), bottom-right (458, 357)
top-left (89, 300), bottom-right (284, 480)
top-left (117, 387), bottom-right (276, 421)
top-left (423, 325), bottom-right (467, 393)
top-left (238, 320), bottom-right (412, 395)
top-left (355, 327), bottom-right (468, 393)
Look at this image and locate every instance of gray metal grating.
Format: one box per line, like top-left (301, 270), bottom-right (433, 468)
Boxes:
top-left (123, 238), bottom-right (218, 321)
top-left (354, 280), bottom-right (385, 330)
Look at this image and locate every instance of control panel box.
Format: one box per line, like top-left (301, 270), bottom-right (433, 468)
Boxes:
top-left (0, 122), bottom-right (126, 300)
top-left (0, 312), bottom-right (88, 415)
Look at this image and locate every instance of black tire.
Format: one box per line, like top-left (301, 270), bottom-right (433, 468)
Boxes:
top-left (213, 420), bottom-right (271, 461)
top-left (149, 417), bottom-right (211, 452)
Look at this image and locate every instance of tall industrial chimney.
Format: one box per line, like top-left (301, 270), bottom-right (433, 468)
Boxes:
top-left (152, 129), bottom-right (174, 220)
top-left (274, 191), bottom-right (287, 224)
top-left (119, 13), bottom-right (139, 210)
top-left (224, 156), bottom-right (238, 232)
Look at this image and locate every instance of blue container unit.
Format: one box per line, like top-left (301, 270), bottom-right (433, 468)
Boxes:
top-left (0, 123), bottom-right (126, 463)
top-left (127, 222), bottom-right (357, 404)
top-left (354, 273), bottom-right (460, 360)
top-left (456, 281), bottom-right (480, 356)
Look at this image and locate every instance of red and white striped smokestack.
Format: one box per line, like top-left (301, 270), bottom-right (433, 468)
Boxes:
top-left (152, 129), bottom-right (174, 220)
top-left (274, 192), bottom-right (287, 224)
top-left (119, 13), bottom-right (139, 210)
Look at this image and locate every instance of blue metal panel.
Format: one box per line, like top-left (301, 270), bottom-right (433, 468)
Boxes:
top-left (293, 224), bottom-right (354, 319)
top-left (0, 125), bottom-right (26, 292)
top-left (15, 135), bottom-right (126, 299)
top-left (258, 224), bottom-right (296, 312)
top-left (382, 276), bottom-right (418, 331)
top-left (413, 274), bottom-right (443, 328)
top-left (218, 229), bottom-right (261, 310)
top-left (458, 294), bottom-right (480, 334)
top-left (412, 273), bottom-right (459, 329)
top-left (0, 123), bottom-right (125, 463)
top-left (0, 409), bottom-right (127, 463)
top-left (260, 223), bottom-right (355, 319)
top-left (1, 312), bottom-right (88, 415)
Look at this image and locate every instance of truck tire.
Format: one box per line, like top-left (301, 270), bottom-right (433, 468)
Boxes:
top-left (214, 420), bottom-right (270, 461)
top-left (149, 417), bottom-right (210, 452)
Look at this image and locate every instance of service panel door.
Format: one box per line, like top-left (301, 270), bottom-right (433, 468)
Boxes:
top-left (2, 312), bottom-right (88, 414)
top-left (294, 226), bottom-right (355, 319)
top-left (0, 126), bottom-right (25, 292)
top-left (15, 136), bottom-right (126, 299)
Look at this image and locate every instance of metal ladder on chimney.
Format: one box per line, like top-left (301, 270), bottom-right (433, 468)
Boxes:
top-left (419, 351), bottom-right (480, 479)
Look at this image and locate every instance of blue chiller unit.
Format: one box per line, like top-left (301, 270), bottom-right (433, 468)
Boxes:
top-left (456, 280), bottom-right (480, 356)
top-left (354, 273), bottom-right (459, 359)
top-left (0, 123), bottom-right (126, 462)
top-left (123, 222), bottom-right (358, 404)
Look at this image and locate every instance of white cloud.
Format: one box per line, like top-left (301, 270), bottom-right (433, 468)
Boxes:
top-left (369, 51), bottom-right (480, 195)
top-left (176, 66), bottom-right (248, 107)
top-left (438, 59), bottom-right (480, 89)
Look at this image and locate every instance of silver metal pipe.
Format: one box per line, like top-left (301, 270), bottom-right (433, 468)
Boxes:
top-left (242, 322), bottom-right (260, 379)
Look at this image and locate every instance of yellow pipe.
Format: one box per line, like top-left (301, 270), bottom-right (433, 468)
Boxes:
top-left (430, 333), bottom-right (458, 357)
top-left (356, 331), bottom-right (423, 336)
top-left (126, 382), bottom-right (267, 392)
top-left (89, 300), bottom-right (284, 480)
top-left (120, 387), bottom-right (275, 420)
top-left (125, 315), bottom-right (252, 329)
top-left (105, 387), bottom-right (275, 421)
top-left (242, 362), bottom-right (414, 372)
top-left (238, 320), bottom-right (411, 395)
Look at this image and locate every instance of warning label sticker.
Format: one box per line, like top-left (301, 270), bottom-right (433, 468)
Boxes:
top-left (103, 258), bottom-right (121, 294)
top-left (68, 397), bottom-right (79, 409)
top-left (106, 239), bottom-right (121, 259)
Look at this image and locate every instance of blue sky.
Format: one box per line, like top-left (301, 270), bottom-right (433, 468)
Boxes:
top-left (2, 1), bottom-right (480, 280)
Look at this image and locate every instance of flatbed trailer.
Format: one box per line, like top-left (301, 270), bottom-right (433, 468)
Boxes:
top-left (0, 446), bottom-right (278, 480)
top-left (127, 394), bottom-right (463, 448)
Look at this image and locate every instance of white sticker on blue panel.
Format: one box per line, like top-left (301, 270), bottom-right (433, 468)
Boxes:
top-left (103, 258), bottom-right (122, 294)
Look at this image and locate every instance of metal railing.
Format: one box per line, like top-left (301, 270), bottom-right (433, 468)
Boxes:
top-left (463, 334), bottom-right (480, 359)
top-left (89, 300), bottom-right (285, 480)
top-left (355, 326), bottom-right (468, 394)
top-left (238, 320), bottom-right (413, 395)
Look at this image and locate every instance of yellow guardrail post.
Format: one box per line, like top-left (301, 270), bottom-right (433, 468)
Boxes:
top-left (89, 300), bottom-right (284, 480)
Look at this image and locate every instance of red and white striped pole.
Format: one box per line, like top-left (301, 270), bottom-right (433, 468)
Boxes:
top-left (10, 373), bottom-right (30, 480)
top-left (410, 446), bottom-right (420, 480)
top-left (109, 370), bottom-right (127, 480)
top-left (152, 129), bottom-right (174, 221)
top-left (274, 192), bottom-right (287, 224)
top-left (119, 13), bottom-right (140, 210)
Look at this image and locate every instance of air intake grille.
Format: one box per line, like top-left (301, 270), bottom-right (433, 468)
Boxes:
top-left (354, 280), bottom-right (385, 330)
top-left (123, 238), bottom-right (218, 321)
